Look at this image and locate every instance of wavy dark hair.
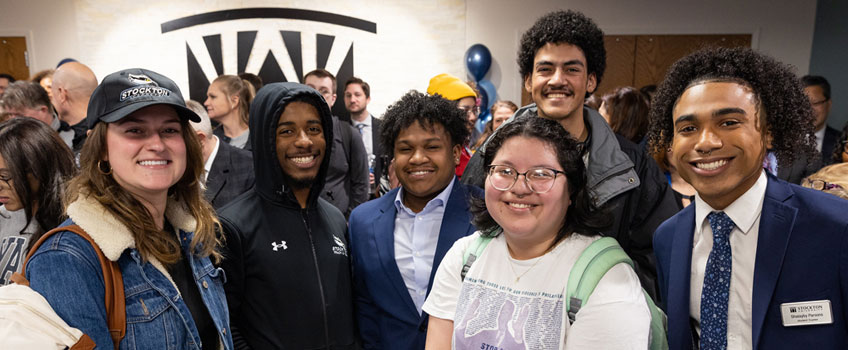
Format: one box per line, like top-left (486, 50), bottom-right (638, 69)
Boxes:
top-left (517, 10), bottom-right (606, 97)
top-left (833, 122), bottom-right (848, 164)
top-left (380, 90), bottom-right (470, 159)
top-left (471, 115), bottom-right (609, 247)
top-left (646, 47), bottom-right (817, 168)
top-left (0, 118), bottom-right (76, 246)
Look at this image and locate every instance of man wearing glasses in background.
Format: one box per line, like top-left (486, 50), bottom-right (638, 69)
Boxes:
top-left (802, 75), bottom-right (841, 165)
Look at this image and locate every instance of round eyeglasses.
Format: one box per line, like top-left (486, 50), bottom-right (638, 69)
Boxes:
top-left (487, 165), bottom-right (565, 194)
top-left (806, 179), bottom-right (842, 191)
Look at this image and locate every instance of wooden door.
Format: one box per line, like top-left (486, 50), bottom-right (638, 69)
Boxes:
top-left (0, 37), bottom-right (29, 80)
top-left (632, 34), bottom-right (751, 89)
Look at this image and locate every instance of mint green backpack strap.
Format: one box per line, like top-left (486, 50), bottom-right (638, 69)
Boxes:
top-left (461, 235), bottom-right (493, 281)
top-left (565, 237), bottom-right (633, 322)
top-left (565, 237), bottom-right (669, 350)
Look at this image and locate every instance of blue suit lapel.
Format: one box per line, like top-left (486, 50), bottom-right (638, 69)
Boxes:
top-left (751, 177), bottom-right (797, 349)
top-left (372, 191), bottom-right (420, 317)
top-left (428, 180), bottom-right (475, 294)
top-left (668, 205), bottom-right (696, 349)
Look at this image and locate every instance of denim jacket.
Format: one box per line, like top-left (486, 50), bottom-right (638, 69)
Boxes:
top-left (26, 195), bottom-right (234, 350)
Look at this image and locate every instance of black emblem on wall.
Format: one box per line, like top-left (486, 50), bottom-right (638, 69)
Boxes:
top-left (162, 8), bottom-right (376, 119)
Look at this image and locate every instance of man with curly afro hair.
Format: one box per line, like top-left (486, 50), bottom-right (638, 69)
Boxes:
top-left (348, 91), bottom-right (482, 349)
top-left (649, 47), bottom-right (848, 350)
top-left (462, 10), bottom-right (677, 302)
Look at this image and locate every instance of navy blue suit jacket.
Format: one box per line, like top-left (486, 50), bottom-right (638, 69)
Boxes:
top-left (655, 175), bottom-right (848, 349)
top-left (349, 179), bottom-right (482, 349)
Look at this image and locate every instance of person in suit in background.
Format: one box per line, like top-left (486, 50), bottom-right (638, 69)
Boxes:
top-left (305, 69), bottom-right (370, 217)
top-left (802, 75), bottom-right (841, 165)
top-left (349, 91), bottom-right (480, 349)
top-left (186, 100), bottom-right (254, 210)
top-left (345, 77), bottom-right (384, 197)
top-left (647, 47), bottom-right (848, 349)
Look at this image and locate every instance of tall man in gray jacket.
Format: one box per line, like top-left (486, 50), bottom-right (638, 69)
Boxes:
top-left (461, 10), bottom-right (677, 300)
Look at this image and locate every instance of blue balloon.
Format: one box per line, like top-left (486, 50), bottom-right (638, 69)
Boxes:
top-left (465, 44), bottom-right (492, 81)
top-left (477, 110), bottom-right (491, 133)
top-left (477, 79), bottom-right (497, 111)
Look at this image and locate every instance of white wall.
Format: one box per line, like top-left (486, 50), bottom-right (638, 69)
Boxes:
top-left (466, 0), bottom-right (818, 105)
top-left (0, 0), bottom-right (818, 113)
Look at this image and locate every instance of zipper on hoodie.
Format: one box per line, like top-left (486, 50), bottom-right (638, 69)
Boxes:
top-left (301, 208), bottom-right (331, 347)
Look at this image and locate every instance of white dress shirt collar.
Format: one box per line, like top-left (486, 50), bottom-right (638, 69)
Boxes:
top-left (815, 127), bottom-right (826, 153)
top-left (203, 135), bottom-right (221, 182)
top-left (394, 176), bottom-right (456, 215)
top-left (694, 170), bottom-right (767, 240)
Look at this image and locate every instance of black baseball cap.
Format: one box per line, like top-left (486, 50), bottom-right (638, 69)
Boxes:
top-left (86, 68), bottom-right (200, 129)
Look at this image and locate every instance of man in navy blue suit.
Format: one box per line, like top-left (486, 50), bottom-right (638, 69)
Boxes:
top-left (647, 47), bottom-right (848, 349)
top-left (349, 91), bottom-right (481, 349)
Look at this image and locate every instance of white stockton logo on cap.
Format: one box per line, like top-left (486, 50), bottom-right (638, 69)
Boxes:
top-left (127, 74), bottom-right (159, 87)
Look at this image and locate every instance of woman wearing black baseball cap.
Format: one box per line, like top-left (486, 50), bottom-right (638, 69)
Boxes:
top-left (25, 68), bottom-right (234, 349)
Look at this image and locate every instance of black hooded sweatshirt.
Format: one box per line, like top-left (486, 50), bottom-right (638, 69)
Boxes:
top-left (218, 82), bottom-right (357, 349)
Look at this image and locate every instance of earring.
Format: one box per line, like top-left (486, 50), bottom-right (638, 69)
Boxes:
top-left (97, 160), bottom-right (112, 175)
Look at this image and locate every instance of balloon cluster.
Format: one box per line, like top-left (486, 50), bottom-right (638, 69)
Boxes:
top-left (465, 44), bottom-right (496, 132)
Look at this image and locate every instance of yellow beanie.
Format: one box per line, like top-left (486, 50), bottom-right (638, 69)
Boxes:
top-left (427, 73), bottom-right (476, 101)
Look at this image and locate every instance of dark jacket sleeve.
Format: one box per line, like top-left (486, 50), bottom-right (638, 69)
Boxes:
top-left (345, 123), bottom-right (371, 212)
top-left (348, 208), bottom-right (382, 348)
top-left (219, 217), bottom-right (252, 350)
top-left (459, 150), bottom-right (486, 188)
top-left (618, 136), bottom-right (678, 302)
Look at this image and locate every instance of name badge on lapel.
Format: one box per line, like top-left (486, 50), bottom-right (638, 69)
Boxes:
top-left (780, 300), bottom-right (833, 327)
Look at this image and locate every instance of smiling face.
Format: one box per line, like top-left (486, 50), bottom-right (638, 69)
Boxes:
top-left (204, 81), bottom-right (235, 120)
top-left (106, 104), bottom-right (187, 203)
top-left (524, 43), bottom-right (596, 123)
top-left (671, 81), bottom-right (767, 209)
top-left (394, 121), bottom-right (460, 211)
top-left (275, 101), bottom-right (326, 189)
top-left (486, 136), bottom-right (569, 246)
top-left (492, 106), bottom-right (513, 131)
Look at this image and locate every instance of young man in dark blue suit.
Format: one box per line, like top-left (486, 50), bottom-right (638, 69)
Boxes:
top-left (349, 91), bottom-right (482, 349)
top-left (647, 47), bottom-right (848, 349)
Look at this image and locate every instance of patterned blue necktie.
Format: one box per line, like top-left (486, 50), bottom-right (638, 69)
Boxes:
top-left (700, 211), bottom-right (734, 350)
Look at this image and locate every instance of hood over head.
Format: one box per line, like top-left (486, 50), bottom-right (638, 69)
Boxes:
top-left (249, 82), bottom-right (334, 208)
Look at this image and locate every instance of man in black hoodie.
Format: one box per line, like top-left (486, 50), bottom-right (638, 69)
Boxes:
top-left (218, 82), bottom-right (357, 349)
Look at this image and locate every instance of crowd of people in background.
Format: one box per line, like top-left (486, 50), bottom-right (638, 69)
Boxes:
top-left (0, 7), bottom-right (847, 350)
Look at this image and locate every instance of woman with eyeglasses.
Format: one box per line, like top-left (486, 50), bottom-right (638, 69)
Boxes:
top-left (423, 115), bottom-right (650, 349)
top-left (802, 163), bottom-right (848, 200)
top-left (0, 117), bottom-right (76, 285)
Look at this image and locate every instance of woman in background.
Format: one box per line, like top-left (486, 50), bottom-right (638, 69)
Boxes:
top-left (802, 163), bottom-right (848, 200)
top-left (599, 86), bottom-right (650, 144)
top-left (0, 117), bottom-right (75, 285)
top-left (472, 100), bottom-right (518, 151)
top-left (205, 75), bottom-right (254, 150)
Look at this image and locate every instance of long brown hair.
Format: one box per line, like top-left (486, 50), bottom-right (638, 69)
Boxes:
top-left (66, 115), bottom-right (221, 264)
top-left (213, 75), bottom-right (255, 126)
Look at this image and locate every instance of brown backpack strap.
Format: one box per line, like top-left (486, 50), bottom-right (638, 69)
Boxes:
top-left (19, 224), bottom-right (126, 350)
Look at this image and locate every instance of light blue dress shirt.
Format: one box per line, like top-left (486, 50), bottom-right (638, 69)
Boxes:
top-left (393, 177), bottom-right (456, 314)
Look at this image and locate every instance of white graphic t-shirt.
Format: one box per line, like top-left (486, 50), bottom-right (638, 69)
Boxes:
top-left (423, 232), bottom-right (650, 350)
top-left (0, 206), bottom-right (39, 285)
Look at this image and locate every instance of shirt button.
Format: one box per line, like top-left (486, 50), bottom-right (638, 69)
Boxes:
top-left (419, 290), bottom-right (426, 296)
top-left (417, 217), bottom-right (423, 221)
top-left (202, 281), bottom-right (209, 289)
top-left (414, 251), bottom-right (421, 257)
